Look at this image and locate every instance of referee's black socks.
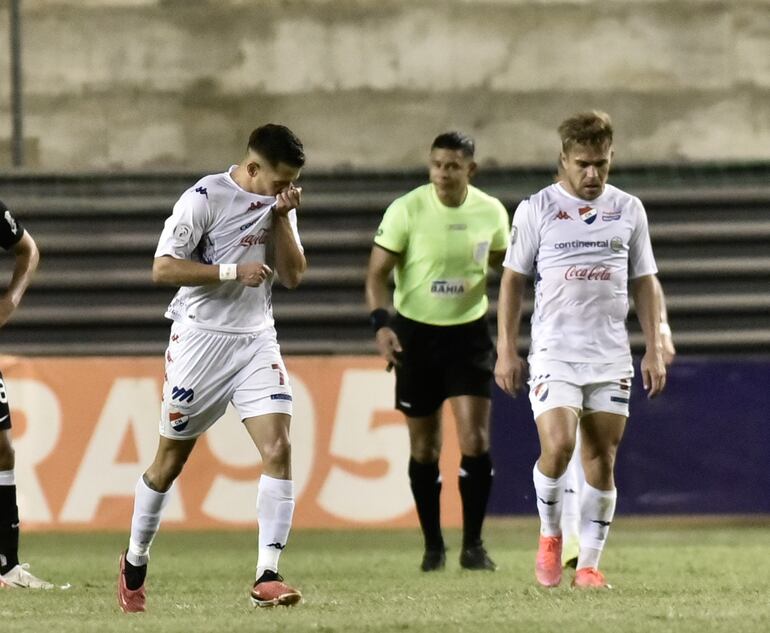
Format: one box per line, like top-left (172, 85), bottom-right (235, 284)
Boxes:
top-left (459, 452), bottom-right (493, 549)
top-left (0, 484), bottom-right (20, 574)
top-left (408, 458), bottom-right (444, 552)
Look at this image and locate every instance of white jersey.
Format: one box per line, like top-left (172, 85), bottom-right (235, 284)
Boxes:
top-left (504, 182), bottom-right (657, 364)
top-left (155, 166), bottom-right (302, 334)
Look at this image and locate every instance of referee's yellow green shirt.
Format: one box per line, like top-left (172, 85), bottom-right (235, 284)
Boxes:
top-left (374, 183), bottom-right (510, 326)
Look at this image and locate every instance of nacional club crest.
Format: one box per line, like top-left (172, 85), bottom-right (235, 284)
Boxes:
top-left (578, 206), bottom-right (597, 225)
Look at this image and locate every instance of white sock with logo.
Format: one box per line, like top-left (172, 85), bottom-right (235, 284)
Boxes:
top-left (560, 442), bottom-right (583, 541)
top-left (532, 463), bottom-right (566, 537)
top-left (256, 474), bottom-right (295, 579)
top-left (577, 482), bottom-right (617, 570)
top-left (127, 476), bottom-right (174, 567)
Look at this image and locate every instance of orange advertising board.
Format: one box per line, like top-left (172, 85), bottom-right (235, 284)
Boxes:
top-left (1, 356), bottom-right (463, 531)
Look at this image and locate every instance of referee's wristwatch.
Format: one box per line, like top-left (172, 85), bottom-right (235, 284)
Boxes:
top-left (369, 308), bottom-right (390, 333)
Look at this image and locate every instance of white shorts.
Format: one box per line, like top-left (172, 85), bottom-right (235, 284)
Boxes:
top-left (160, 322), bottom-right (293, 439)
top-left (527, 357), bottom-right (633, 420)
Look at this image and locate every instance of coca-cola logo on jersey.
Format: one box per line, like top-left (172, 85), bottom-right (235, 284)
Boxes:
top-left (564, 265), bottom-right (612, 281)
top-left (240, 228), bottom-right (269, 247)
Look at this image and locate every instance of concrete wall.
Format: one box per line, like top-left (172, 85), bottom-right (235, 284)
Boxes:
top-left (1, 0), bottom-right (769, 170)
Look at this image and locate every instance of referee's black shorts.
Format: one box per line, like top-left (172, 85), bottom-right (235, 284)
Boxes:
top-left (391, 313), bottom-right (494, 418)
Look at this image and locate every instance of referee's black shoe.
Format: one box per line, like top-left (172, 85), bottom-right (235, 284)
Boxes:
top-left (460, 543), bottom-right (497, 571)
top-left (420, 547), bottom-right (446, 572)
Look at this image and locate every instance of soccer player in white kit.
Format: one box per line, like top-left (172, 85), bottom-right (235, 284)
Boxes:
top-left (495, 111), bottom-right (667, 589)
top-left (117, 124), bottom-right (307, 612)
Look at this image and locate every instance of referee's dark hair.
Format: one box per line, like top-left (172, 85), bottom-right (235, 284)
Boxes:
top-left (431, 131), bottom-right (475, 158)
top-left (248, 124), bottom-right (306, 168)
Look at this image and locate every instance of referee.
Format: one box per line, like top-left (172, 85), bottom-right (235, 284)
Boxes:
top-left (365, 132), bottom-right (509, 572)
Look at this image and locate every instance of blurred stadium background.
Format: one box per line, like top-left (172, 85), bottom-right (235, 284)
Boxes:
top-left (0, 1), bottom-right (768, 629)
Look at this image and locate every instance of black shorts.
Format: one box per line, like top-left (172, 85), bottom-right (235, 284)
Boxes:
top-left (392, 313), bottom-right (494, 417)
top-left (0, 371), bottom-right (10, 431)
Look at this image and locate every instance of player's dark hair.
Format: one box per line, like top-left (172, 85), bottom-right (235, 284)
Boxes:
top-left (558, 111), bottom-right (613, 153)
top-left (247, 124), bottom-right (305, 168)
top-left (431, 131), bottom-right (475, 158)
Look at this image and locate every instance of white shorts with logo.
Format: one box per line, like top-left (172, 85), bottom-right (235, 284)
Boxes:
top-left (160, 321), bottom-right (293, 439)
top-left (527, 356), bottom-right (633, 420)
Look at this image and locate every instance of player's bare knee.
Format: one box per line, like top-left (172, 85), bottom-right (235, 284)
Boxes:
top-left (411, 445), bottom-right (441, 462)
top-left (0, 442), bottom-right (14, 470)
top-left (143, 459), bottom-right (185, 492)
top-left (458, 431), bottom-right (489, 457)
top-left (410, 433), bottom-right (441, 462)
top-left (261, 437), bottom-right (291, 471)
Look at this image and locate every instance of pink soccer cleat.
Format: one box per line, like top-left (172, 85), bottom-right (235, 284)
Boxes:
top-left (250, 570), bottom-right (302, 608)
top-left (117, 552), bottom-right (147, 613)
top-left (573, 567), bottom-right (611, 589)
top-left (535, 535), bottom-right (563, 587)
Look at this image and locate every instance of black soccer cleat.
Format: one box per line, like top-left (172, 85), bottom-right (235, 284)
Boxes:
top-left (459, 543), bottom-right (497, 571)
top-left (420, 548), bottom-right (447, 572)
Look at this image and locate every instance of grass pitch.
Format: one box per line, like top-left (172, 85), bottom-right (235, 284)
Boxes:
top-left (2, 517), bottom-right (768, 633)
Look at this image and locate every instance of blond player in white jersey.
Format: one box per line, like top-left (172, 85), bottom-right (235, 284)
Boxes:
top-left (117, 124), bottom-right (307, 613)
top-left (495, 111), bottom-right (667, 589)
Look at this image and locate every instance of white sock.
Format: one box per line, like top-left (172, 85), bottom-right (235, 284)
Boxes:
top-left (577, 482), bottom-right (617, 570)
top-left (532, 463), bottom-right (566, 537)
top-left (127, 476), bottom-right (174, 567)
top-left (560, 454), bottom-right (581, 541)
top-left (256, 474), bottom-right (295, 579)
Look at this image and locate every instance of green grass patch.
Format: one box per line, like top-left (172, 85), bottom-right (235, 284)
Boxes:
top-left (2, 517), bottom-right (769, 633)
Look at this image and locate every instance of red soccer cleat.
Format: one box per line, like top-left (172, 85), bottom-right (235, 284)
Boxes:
top-left (572, 567), bottom-right (611, 589)
top-left (117, 552), bottom-right (147, 613)
top-left (535, 535), bottom-right (563, 587)
top-left (250, 570), bottom-right (302, 608)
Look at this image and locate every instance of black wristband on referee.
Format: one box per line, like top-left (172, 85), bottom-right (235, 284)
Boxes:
top-left (370, 308), bottom-right (390, 333)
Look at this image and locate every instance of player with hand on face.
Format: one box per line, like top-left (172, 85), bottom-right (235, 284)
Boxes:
top-left (496, 111), bottom-right (666, 589)
top-left (117, 124), bottom-right (306, 612)
top-left (0, 202), bottom-right (55, 590)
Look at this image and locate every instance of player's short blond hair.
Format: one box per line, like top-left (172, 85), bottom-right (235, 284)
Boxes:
top-left (558, 111), bottom-right (613, 153)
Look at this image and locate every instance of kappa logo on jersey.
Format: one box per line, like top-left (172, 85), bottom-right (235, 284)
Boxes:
top-left (564, 264), bottom-right (612, 281)
top-left (240, 228), bottom-right (269, 247)
top-left (195, 187), bottom-right (208, 198)
top-left (533, 383), bottom-right (549, 402)
top-left (168, 411), bottom-right (190, 432)
top-left (4, 210), bottom-right (18, 234)
top-left (171, 334), bottom-right (180, 342)
top-left (578, 206), bottom-right (597, 225)
top-left (248, 201), bottom-right (265, 211)
top-left (554, 210), bottom-right (573, 221)
top-left (171, 386), bottom-right (195, 403)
